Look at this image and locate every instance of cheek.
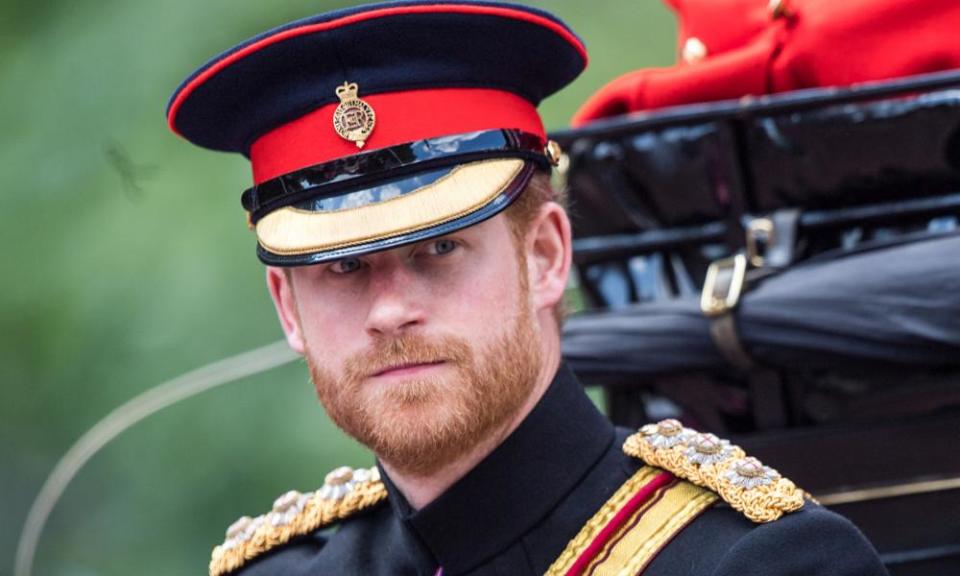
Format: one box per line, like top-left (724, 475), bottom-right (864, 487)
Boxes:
top-left (295, 298), bottom-right (361, 366)
top-left (431, 253), bottom-right (522, 332)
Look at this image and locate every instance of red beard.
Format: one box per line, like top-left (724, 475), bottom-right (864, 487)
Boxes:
top-left (306, 296), bottom-right (542, 477)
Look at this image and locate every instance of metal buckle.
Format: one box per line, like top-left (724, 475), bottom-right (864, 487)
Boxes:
top-left (745, 218), bottom-right (775, 268)
top-left (701, 253), bottom-right (748, 317)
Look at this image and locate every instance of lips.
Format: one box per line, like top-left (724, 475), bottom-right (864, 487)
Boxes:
top-left (371, 360), bottom-right (446, 378)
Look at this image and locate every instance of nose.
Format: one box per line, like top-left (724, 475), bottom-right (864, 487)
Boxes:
top-left (364, 261), bottom-right (426, 338)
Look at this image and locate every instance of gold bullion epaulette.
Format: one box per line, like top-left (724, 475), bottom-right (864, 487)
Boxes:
top-left (209, 466), bottom-right (387, 576)
top-left (623, 419), bottom-right (805, 523)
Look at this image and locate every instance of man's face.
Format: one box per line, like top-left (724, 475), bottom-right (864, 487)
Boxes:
top-left (277, 214), bottom-right (543, 476)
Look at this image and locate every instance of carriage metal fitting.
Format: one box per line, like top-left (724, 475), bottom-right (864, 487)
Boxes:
top-left (700, 253), bottom-right (748, 317)
top-left (745, 218), bottom-right (776, 268)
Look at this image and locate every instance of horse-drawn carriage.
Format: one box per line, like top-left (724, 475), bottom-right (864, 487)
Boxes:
top-left (558, 69), bottom-right (960, 575)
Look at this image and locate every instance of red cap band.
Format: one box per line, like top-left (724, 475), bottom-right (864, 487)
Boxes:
top-left (249, 88), bottom-right (545, 184)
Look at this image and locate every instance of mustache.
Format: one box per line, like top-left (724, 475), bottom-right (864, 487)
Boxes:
top-left (345, 334), bottom-right (472, 378)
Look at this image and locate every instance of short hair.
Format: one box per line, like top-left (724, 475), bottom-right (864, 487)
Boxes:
top-left (503, 168), bottom-right (569, 324)
top-left (503, 169), bottom-right (564, 242)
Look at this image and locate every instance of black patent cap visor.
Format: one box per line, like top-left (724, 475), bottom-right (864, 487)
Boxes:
top-left (247, 129), bottom-right (549, 266)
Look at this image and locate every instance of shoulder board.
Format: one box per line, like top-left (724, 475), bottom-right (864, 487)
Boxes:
top-left (209, 466), bottom-right (387, 576)
top-left (623, 419), bottom-right (805, 523)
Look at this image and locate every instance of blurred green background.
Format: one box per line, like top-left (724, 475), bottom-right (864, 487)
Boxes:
top-left (1, 1), bottom-right (675, 574)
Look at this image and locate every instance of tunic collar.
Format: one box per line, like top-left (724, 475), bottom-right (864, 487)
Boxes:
top-left (379, 363), bottom-right (615, 574)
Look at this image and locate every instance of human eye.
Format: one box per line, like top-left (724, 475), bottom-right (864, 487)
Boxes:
top-left (424, 238), bottom-right (459, 256)
top-left (328, 257), bottom-right (365, 274)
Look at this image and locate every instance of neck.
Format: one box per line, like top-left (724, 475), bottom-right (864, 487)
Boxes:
top-left (380, 334), bottom-right (561, 510)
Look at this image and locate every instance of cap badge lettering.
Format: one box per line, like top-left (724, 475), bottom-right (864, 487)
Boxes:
top-left (333, 82), bottom-right (376, 148)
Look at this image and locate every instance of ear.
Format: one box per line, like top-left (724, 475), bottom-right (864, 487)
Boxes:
top-left (266, 267), bottom-right (306, 354)
top-left (525, 202), bottom-right (573, 315)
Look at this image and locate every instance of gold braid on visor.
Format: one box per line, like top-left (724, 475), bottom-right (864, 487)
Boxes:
top-left (241, 129), bottom-right (551, 266)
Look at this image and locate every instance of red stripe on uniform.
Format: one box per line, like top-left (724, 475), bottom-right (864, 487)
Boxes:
top-left (564, 471), bottom-right (675, 576)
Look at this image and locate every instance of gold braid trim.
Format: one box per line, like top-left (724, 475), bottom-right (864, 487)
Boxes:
top-left (600, 482), bottom-right (717, 576)
top-left (623, 419), bottom-right (804, 523)
top-left (209, 466), bottom-right (388, 576)
top-left (545, 466), bottom-right (660, 575)
top-left (546, 467), bottom-right (717, 576)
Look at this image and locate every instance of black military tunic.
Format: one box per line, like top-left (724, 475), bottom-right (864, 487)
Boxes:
top-left (231, 364), bottom-right (887, 575)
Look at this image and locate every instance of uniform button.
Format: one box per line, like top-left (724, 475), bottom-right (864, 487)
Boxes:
top-left (545, 140), bottom-right (563, 167)
top-left (681, 37), bottom-right (708, 65)
top-left (325, 466), bottom-right (355, 486)
top-left (691, 433), bottom-right (723, 455)
top-left (769, 0), bottom-right (791, 19)
top-left (226, 516), bottom-right (253, 540)
top-left (657, 418), bottom-right (683, 437)
top-left (734, 457), bottom-right (765, 478)
top-left (272, 490), bottom-right (302, 513)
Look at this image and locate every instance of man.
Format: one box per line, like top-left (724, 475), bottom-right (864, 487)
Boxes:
top-left (167, 1), bottom-right (887, 574)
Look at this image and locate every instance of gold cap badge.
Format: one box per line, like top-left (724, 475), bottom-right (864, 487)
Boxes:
top-left (332, 82), bottom-right (376, 148)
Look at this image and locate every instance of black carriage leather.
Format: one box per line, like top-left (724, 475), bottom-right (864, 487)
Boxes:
top-left (554, 71), bottom-right (960, 238)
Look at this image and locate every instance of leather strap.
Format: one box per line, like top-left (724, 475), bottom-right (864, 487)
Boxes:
top-left (709, 313), bottom-right (756, 371)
